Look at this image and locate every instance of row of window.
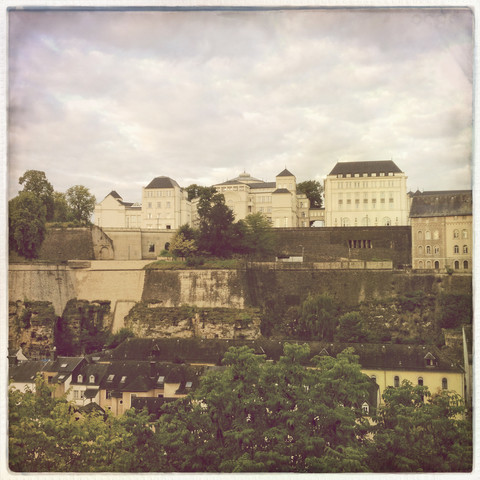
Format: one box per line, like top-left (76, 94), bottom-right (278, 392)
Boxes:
top-left (333, 179), bottom-right (398, 188)
top-left (335, 217), bottom-right (396, 226)
top-left (146, 202), bottom-right (172, 209)
top-left (418, 229), bottom-right (468, 240)
top-left (336, 172), bottom-right (396, 178)
top-left (371, 375), bottom-right (448, 390)
top-left (338, 199), bottom-right (394, 209)
top-left (145, 190), bottom-right (173, 197)
top-left (418, 260), bottom-right (469, 270)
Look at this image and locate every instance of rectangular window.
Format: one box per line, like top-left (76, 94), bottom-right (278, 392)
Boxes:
top-left (166, 202), bottom-right (171, 209)
top-left (157, 202), bottom-right (161, 208)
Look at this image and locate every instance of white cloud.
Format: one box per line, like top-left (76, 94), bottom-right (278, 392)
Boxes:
top-left (8, 8), bottom-right (473, 203)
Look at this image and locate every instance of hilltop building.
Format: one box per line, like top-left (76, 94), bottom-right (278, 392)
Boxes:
top-left (324, 160), bottom-right (409, 227)
top-left (409, 190), bottom-right (472, 271)
top-left (213, 168), bottom-right (314, 227)
top-left (94, 169), bottom-right (323, 230)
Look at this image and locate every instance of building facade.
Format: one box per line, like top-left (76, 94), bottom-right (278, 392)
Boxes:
top-left (410, 190), bottom-right (472, 271)
top-left (324, 160), bottom-right (409, 227)
top-left (214, 169), bottom-right (312, 227)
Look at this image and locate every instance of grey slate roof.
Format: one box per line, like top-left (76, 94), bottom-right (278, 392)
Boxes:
top-left (272, 188), bottom-right (291, 194)
top-left (249, 182), bottom-right (277, 189)
top-left (9, 360), bottom-right (48, 383)
top-left (109, 191), bottom-right (122, 199)
top-left (145, 177), bottom-right (180, 189)
top-left (328, 160), bottom-right (403, 176)
top-left (277, 168), bottom-right (295, 177)
top-left (409, 190), bottom-right (472, 218)
top-left (105, 338), bottom-right (462, 372)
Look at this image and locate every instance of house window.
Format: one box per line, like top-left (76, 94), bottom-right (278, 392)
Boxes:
top-left (147, 202), bottom-right (152, 208)
top-left (418, 261), bottom-right (423, 269)
top-left (120, 376), bottom-right (127, 384)
top-left (371, 375), bottom-right (376, 383)
top-left (454, 230), bottom-right (459, 238)
top-left (107, 374), bottom-right (115, 382)
top-left (418, 231), bottom-right (423, 240)
top-left (362, 402), bottom-right (370, 415)
top-left (157, 202), bottom-right (161, 208)
top-left (455, 261), bottom-right (460, 269)
top-left (418, 245), bottom-right (423, 255)
top-left (434, 246), bottom-right (440, 254)
top-left (462, 229), bottom-right (468, 239)
top-left (434, 261), bottom-right (439, 269)
top-left (433, 230), bottom-right (439, 240)
top-left (454, 245), bottom-right (459, 254)
top-left (89, 375), bottom-right (95, 383)
top-left (463, 245), bottom-right (468, 254)
top-left (149, 244), bottom-right (155, 253)
top-left (106, 390), bottom-right (112, 399)
top-left (464, 261), bottom-right (469, 269)
top-left (426, 245), bottom-right (431, 254)
top-left (425, 231), bottom-right (431, 240)
top-left (442, 378), bottom-right (448, 390)
top-left (77, 374), bottom-right (83, 383)
top-left (383, 217), bottom-right (391, 226)
top-left (394, 376), bottom-right (400, 388)
top-left (418, 377), bottom-right (423, 386)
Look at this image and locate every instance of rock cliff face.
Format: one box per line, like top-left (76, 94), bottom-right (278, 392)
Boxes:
top-left (9, 301), bottom-right (56, 359)
top-left (125, 304), bottom-right (260, 339)
top-left (9, 262), bottom-right (472, 347)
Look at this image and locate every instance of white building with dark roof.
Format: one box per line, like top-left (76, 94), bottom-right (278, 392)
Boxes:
top-left (324, 160), bottom-right (409, 227)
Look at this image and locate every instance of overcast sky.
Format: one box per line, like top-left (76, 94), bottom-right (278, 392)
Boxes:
top-left (7, 7), bottom-right (473, 204)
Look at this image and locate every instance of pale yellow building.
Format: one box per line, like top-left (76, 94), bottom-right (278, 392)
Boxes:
top-left (214, 169), bottom-right (312, 227)
top-left (410, 190), bottom-right (472, 271)
top-left (324, 160), bottom-right (409, 227)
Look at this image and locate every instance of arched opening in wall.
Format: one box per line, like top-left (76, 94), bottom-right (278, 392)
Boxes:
top-left (418, 261), bottom-right (424, 269)
top-left (464, 260), bottom-right (469, 269)
top-left (434, 261), bottom-right (439, 269)
top-left (99, 246), bottom-right (111, 259)
top-left (164, 242), bottom-right (170, 251)
top-left (383, 217), bottom-right (391, 226)
top-left (426, 260), bottom-right (431, 268)
top-left (454, 261), bottom-right (460, 269)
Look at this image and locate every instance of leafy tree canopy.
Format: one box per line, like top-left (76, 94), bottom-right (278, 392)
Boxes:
top-left (297, 180), bottom-right (323, 209)
top-left (19, 170), bottom-right (55, 220)
top-left (66, 185), bottom-right (96, 224)
top-left (9, 191), bottom-right (47, 258)
top-left (185, 184), bottom-right (216, 202)
top-left (240, 212), bottom-right (276, 259)
top-left (368, 380), bottom-right (472, 472)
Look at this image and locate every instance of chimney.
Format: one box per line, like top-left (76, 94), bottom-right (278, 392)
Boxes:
top-left (51, 346), bottom-right (57, 361)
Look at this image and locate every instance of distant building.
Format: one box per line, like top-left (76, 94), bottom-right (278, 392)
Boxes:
top-left (324, 160), bottom-right (409, 227)
top-left (94, 190), bottom-right (142, 229)
top-left (214, 169), bottom-right (314, 227)
top-left (409, 190), bottom-right (472, 271)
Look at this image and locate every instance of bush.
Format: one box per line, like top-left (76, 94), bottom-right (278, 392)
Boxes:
top-left (186, 256), bottom-right (205, 267)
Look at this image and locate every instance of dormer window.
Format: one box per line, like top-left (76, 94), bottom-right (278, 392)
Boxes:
top-left (120, 376), bottom-right (127, 384)
top-left (186, 381), bottom-right (193, 389)
top-left (107, 374), bottom-right (115, 382)
top-left (424, 352), bottom-right (437, 367)
top-left (362, 402), bottom-right (370, 415)
top-left (77, 374), bottom-right (83, 383)
top-left (61, 363), bottom-right (68, 368)
top-left (89, 375), bottom-right (95, 383)
top-left (157, 375), bottom-right (165, 385)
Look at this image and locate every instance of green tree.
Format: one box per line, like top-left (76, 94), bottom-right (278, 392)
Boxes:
top-left (169, 232), bottom-right (198, 258)
top-left (9, 191), bottom-right (47, 258)
top-left (66, 185), bottom-right (96, 224)
top-left (297, 180), bottom-right (323, 208)
top-left (335, 311), bottom-right (368, 342)
top-left (156, 344), bottom-right (372, 473)
top-left (19, 170), bottom-right (55, 221)
top-left (185, 184), bottom-right (216, 202)
top-left (241, 212), bottom-right (276, 259)
top-left (299, 293), bottom-right (338, 340)
top-left (196, 189), bottom-right (237, 257)
top-left (9, 375), bottom-right (164, 472)
top-left (368, 380), bottom-right (472, 472)
top-left (52, 191), bottom-right (73, 222)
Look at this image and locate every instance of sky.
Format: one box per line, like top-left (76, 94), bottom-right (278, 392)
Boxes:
top-left (7, 6), bottom-right (474, 204)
